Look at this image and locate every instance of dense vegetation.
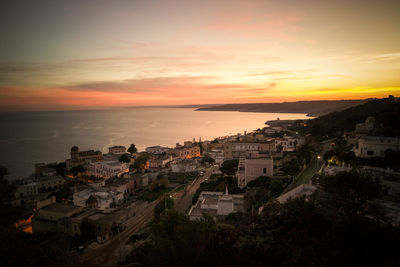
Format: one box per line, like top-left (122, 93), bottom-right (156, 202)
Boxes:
top-left (168, 171), bottom-right (198, 184)
top-left (291, 96), bottom-right (400, 138)
top-left (125, 171), bottom-right (400, 267)
top-left (132, 153), bottom-right (150, 170)
top-left (0, 166), bottom-right (81, 266)
top-left (220, 159), bottom-right (239, 176)
top-left (119, 153), bottom-right (131, 163)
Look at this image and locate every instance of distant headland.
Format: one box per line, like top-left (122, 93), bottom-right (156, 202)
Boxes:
top-left (195, 99), bottom-right (370, 117)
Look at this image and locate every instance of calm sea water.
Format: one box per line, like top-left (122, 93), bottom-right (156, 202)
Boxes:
top-left (0, 107), bottom-right (309, 179)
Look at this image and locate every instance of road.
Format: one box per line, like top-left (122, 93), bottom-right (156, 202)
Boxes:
top-left (80, 200), bottom-right (159, 266)
top-left (173, 166), bottom-right (214, 213)
top-left (286, 139), bottom-right (333, 191)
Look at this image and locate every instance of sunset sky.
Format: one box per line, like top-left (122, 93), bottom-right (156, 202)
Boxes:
top-left (1, 0), bottom-right (400, 111)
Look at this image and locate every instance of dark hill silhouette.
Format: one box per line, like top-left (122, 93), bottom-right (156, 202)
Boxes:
top-left (196, 99), bottom-right (369, 116)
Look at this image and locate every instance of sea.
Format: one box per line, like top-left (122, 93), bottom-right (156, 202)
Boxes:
top-left (0, 107), bottom-right (310, 179)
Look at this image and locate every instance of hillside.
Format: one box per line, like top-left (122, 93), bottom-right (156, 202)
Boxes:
top-left (196, 100), bottom-right (368, 116)
top-left (304, 96), bottom-right (400, 137)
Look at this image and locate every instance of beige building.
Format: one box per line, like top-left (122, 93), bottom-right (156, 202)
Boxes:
top-left (173, 145), bottom-right (201, 159)
top-left (237, 157), bottom-right (274, 188)
top-left (66, 146), bottom-right (103, 170)
top-left (148, 155), bottom-right (173, 168)
top-left (224, 141), bottom-right (275, 159)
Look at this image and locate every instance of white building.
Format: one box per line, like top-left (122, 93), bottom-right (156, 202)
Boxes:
top-left (90, 191), bottom-right (123, 213)
top-left (73, 187), bottom-right (124, 213)
top-left (237, 157), bottom-right (274, 188)
top-left (323, 165), bottom-right (352, 176)
top-left (145, 146), bottom-right (171, 154)
top-left (73, 188), bottom-right (95, 207)
top-left (85, 161), bottom-right (129, 179)
top-left (188, 189), bottom-right (244, 220)
top-left (354, 136), bottom-right (400, 158)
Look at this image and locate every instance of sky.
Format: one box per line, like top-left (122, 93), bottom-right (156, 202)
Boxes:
top-left (0, 0), bottom-right (400, 111)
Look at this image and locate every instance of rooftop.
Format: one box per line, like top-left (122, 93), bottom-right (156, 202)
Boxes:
top-left (40, 203), bottom-right (82, 214)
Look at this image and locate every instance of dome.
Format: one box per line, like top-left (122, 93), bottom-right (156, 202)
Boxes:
top-left (71, 146), bottom-right (79, 152)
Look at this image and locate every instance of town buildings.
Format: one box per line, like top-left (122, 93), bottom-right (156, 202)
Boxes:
top-left (66, 146), bottom-right (103, 170)
top-left (85, 160), bottom-right (129, 179)
top-left (173, 145), bottom-right (201, 159)
top-left (32, 196), bottom-right (83, 233)
top-left (108, 145), bottom-right (126, 154)
top-left (188, 188), bottom-right (244, 220)
top-left (73, 187), bottom-right (124, 213)
top-left (12, 175), bottom-right (65, 206)
top-left (145, 145), bottom-right (171, 154)
top-left (354, 136), bottom-right (400, 158)
top-left (236, 157), bottom-right (274, 188)
top-left (275, 136), bottom-right (304, 152)
top-left (122, 172), bottom-right (149, 189)
top-left (148, 155), bottom-right (173, 169)
top-left (223, 141), bottom-right (276, 159)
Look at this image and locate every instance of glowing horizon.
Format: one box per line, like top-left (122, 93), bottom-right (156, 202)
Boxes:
top-left (1, 0), bottom-right (400, 111)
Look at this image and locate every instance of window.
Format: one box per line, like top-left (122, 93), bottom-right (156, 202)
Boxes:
top-left (263, 168), bottom-right (267, 174)
top-left (74, 225), bottom-right (77, 231)
top-left (367, 150), bottom-right (374, 155)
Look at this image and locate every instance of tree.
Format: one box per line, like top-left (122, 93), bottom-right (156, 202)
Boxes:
top-left (132, 153), bottom-right (150, 170)
top-left (0, 165), bottom-right (8, 178)
top-left (220, 159), bottom-right (239, 176)
top-left (128, 144), bottom-right (137, 154)
top-left (80, 218), bottom-right (96, 242)
top-left (281, 159), bottom-right (301, 176)
top-left (154, 196), bottom-right (174, 219)
top-left (317, 171), bottom-right (386, 216)
top-left (119, 153), bottom-right (131, 163)
top-left (296, 143), bottom-right (315, 164)
top-left (70, 165), bottom-right (85, 176)
top-left (149, 176), bottom-right (168, 191)
top-left (202, 154), bottom-right (215, 164)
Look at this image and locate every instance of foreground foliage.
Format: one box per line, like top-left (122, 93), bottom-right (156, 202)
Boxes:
top-left (126, 172), bottom-right (400, 267)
